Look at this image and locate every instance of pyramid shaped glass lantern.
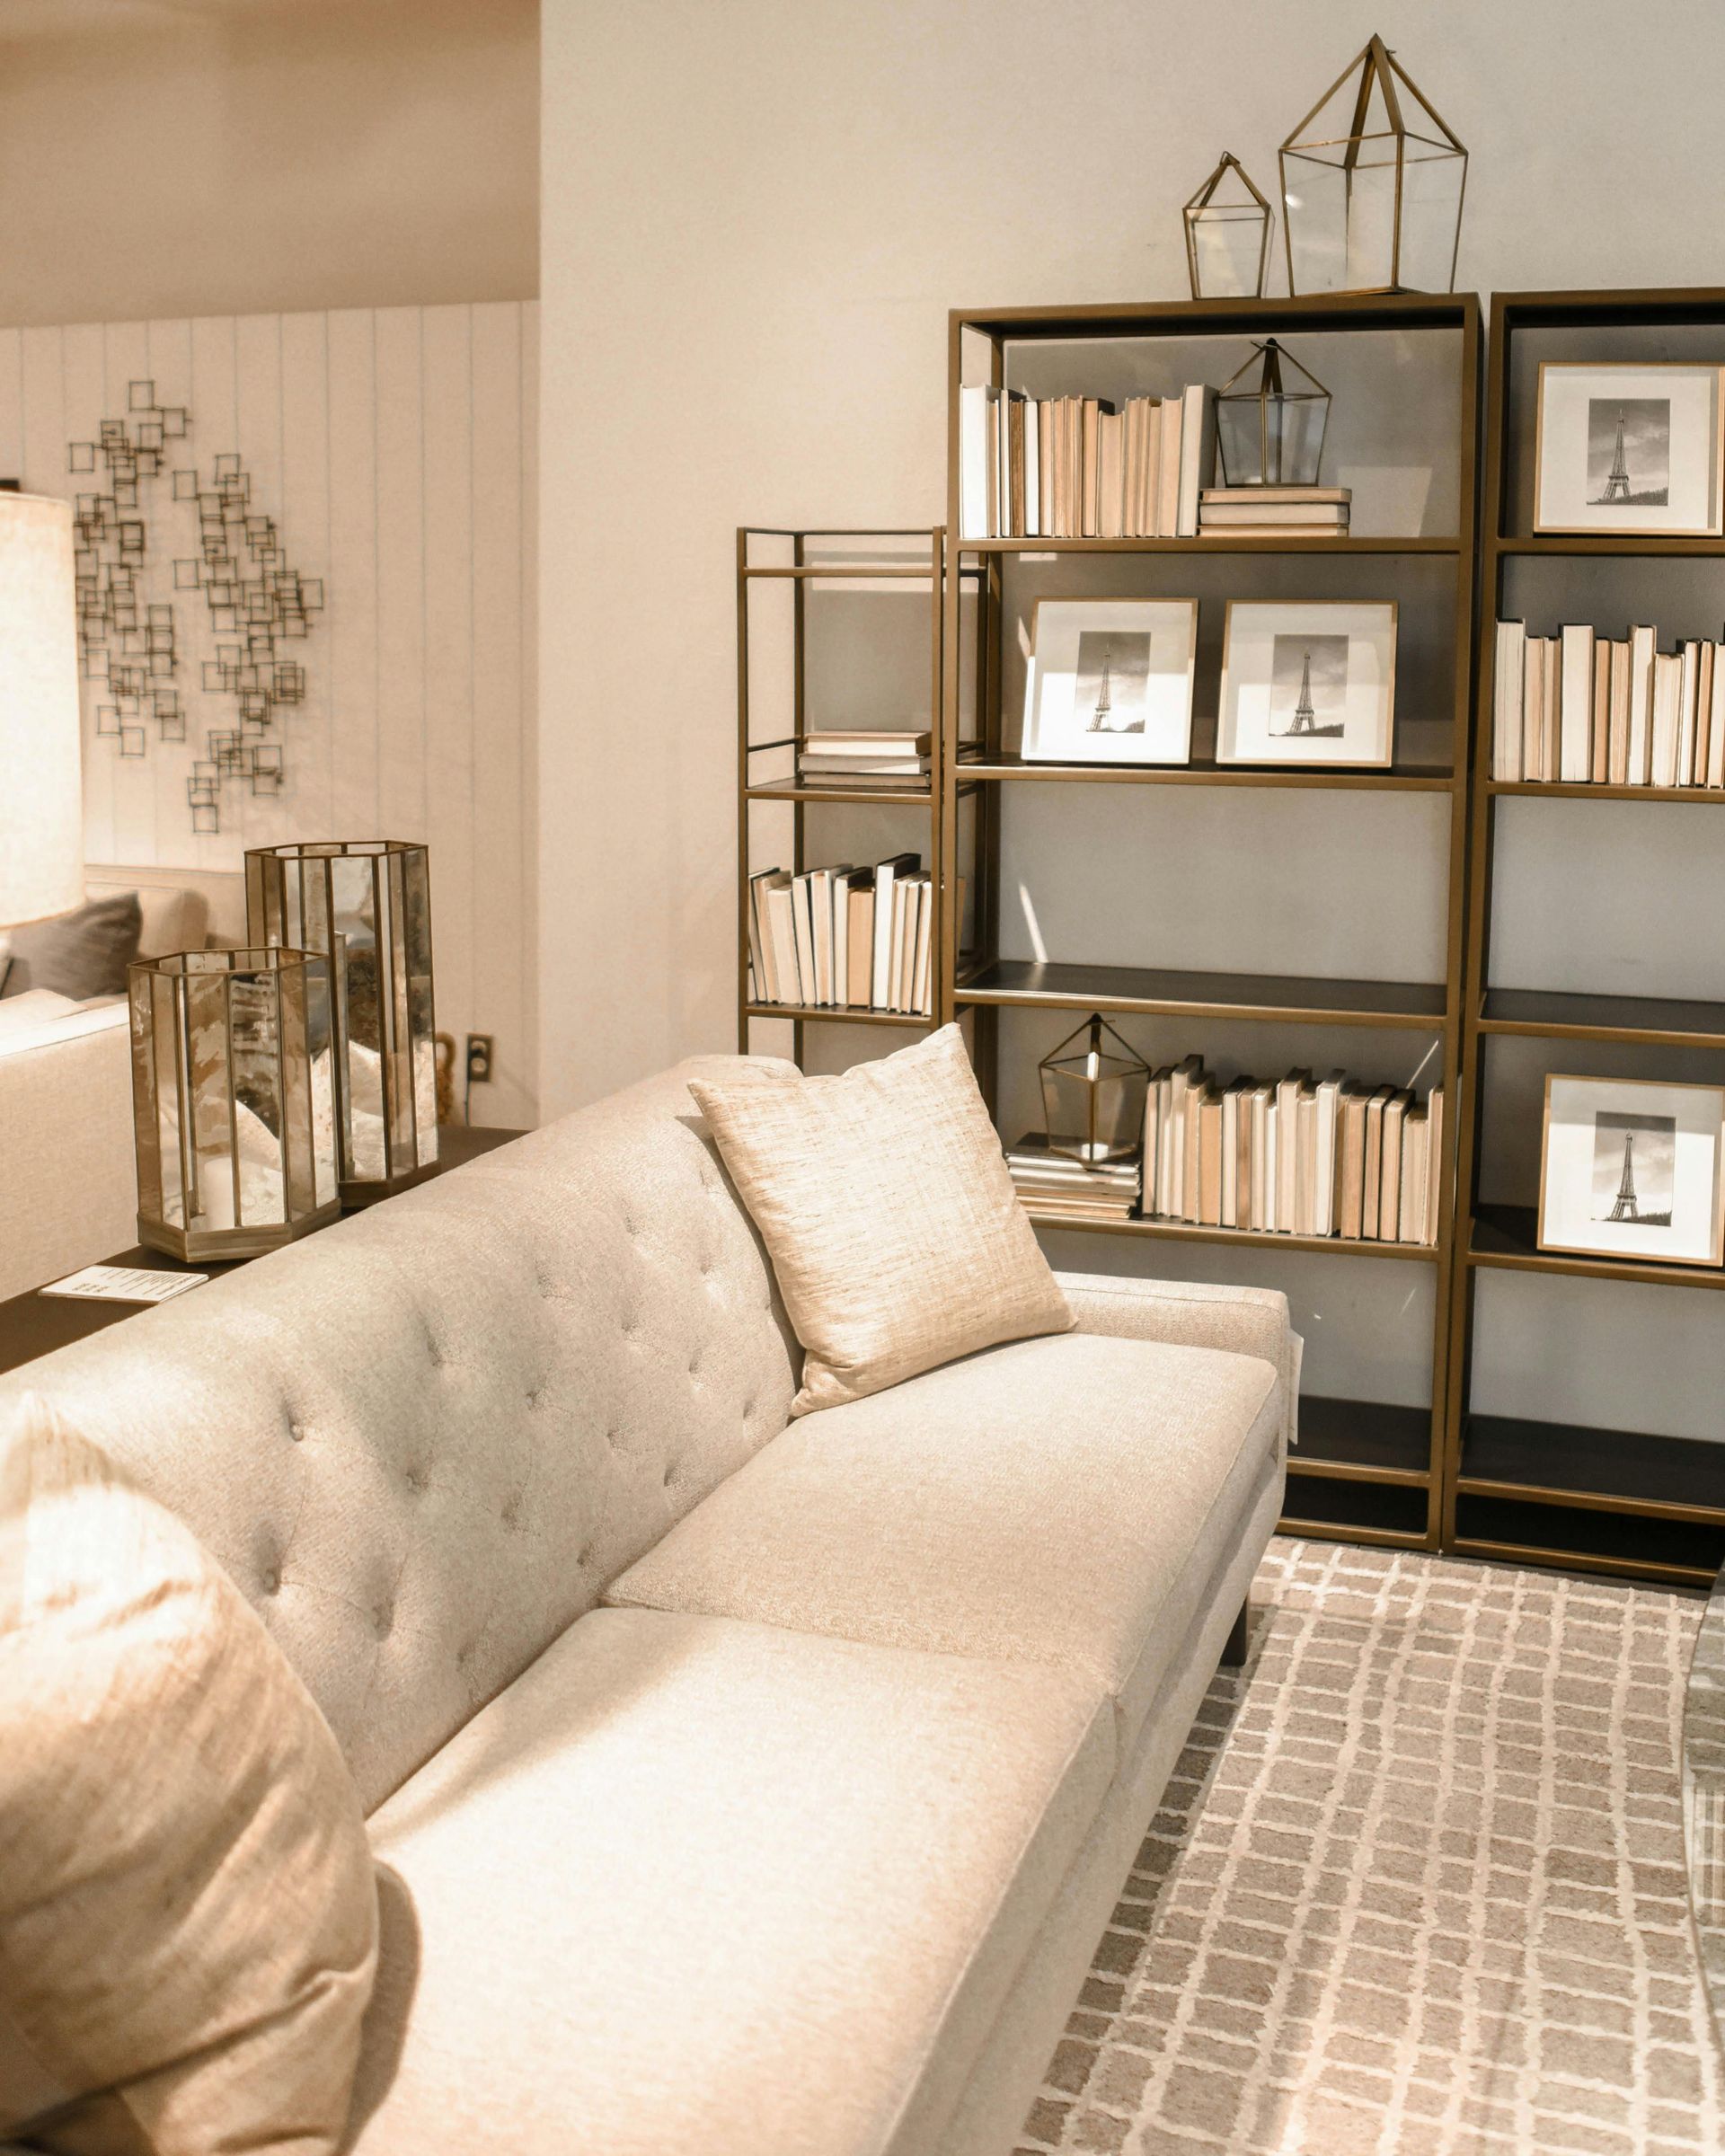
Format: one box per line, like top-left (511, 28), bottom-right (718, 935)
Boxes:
top-left (1039, 1014), bottom-right (1149, 1167)
top-left (1182, 153), bottom-right (1273, 301)
top-left (1216, 339), bottom-right (1331, 489)
top-left (1278, 34), bottom-right (1467, 296)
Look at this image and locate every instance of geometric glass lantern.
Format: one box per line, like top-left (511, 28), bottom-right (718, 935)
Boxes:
top-left (245, 840), bottom-right (438, 1206)
top-left (1182, 153), bottom-right (1273, 302)
top-left (1216, 339), bottom-right (1332, 489)
top-left (128, 947), bottom-right (340, 1260)
top-left (1039, 1013), bottom-right (1150, 1167)
top-left (1278, 34), bottom-right (1467, 296)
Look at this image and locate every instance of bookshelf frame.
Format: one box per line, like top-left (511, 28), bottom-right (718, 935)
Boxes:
top-left (736, 527), bottom-right (986, 1059)
top-left (1446, 287), bottom-right (1725, 1592)
top-left (942, 292), bottom-right (1482, 1558)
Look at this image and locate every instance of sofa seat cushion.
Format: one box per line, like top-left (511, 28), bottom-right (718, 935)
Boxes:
top-left (607, 1330), bottom-right (1279, 1758)
top-left (349, 1606), bottom-right (1113, 2156)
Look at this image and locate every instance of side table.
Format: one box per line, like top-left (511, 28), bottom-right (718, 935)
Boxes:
top-left (0, 1124), bottom-right (525, 1380)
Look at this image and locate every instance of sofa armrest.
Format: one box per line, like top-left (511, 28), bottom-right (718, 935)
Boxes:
top-left (1054, 1269), bottom-right (1302, 1464)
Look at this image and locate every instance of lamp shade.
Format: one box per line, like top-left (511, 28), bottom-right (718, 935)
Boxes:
top-left (0, 493), bottom-right (84, 926)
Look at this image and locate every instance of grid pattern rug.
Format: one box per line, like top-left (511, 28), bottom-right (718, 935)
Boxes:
top-left (1018, 1536), bottom-right (1725, 2156)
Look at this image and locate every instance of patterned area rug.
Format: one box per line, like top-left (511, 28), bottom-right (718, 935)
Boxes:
top-left (1019, 1536), bottom-right (1725, 2156)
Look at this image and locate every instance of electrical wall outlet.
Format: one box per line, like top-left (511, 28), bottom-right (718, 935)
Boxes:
top-left (464, 1033), bottom-right (494, 1087)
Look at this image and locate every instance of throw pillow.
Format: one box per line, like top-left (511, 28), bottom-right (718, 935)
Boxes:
top-left (689, 1024), bottom-right (1071, 1415)
top-left (0, 892), bottom-right (142, 1000)
top-left (0, 1395), bottom-right (379, 2155)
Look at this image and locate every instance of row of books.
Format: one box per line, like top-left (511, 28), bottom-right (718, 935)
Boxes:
top-left (1198, 483), bottom-right (1351, 539)
top-left (796, 729), bottom-right (932, 791)
top-left (1491, 620), bottom-right (1725, 790)
top-left (1141, 1060), bottom-right (1444, 1244)
top-left (959, 384), bottom-right (1216, 540)
top-left (746, 854), bottom-right (933, 1018)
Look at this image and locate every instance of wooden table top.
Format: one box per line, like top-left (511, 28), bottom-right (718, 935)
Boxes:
top-left (0, 1124), bottom-right (525, 1380)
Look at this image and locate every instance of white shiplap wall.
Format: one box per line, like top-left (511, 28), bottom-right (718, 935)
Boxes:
top-left (0, 302), bottom-right (540, 1128)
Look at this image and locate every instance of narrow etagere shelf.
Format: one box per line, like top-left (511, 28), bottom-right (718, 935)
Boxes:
top-left (943, 291), bottom-right (1482, 1559)
top-left (737, 526), bottom-right (981, 1057)
top-left (1446, 287), bottom-right (1725, 1590)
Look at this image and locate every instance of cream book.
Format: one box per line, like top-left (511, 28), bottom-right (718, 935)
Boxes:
top-left (1628, 623), bottom-right (1657, 784)
top-left (1558, 623), bottom-right (1594, 784)
top-left (1493, 620), bottom-right (1526, 782)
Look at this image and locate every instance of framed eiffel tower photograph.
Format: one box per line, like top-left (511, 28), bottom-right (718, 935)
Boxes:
top-left (1216, 599), bottom-right (1396, 767)
top-left (1538, 1074), bottom-right (1725, 1268)
top-left (1534, 361), bottom-right (1725, 535)
top-left (1021, 597), bottom-right (1198, 766)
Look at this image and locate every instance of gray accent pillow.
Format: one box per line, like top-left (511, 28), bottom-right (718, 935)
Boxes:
top-left (0, 894), bottom-right (142, 1001)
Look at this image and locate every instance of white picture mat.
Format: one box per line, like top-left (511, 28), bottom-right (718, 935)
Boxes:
top-left (1539, 1074), bottom-right (1725, 1267)
top-left (1022, 599), bottom-right (1197, 765)
top-left (1535, 363), bottom-right (1724, 535)
top-left (1217, 600), bottom-right (1396, 767)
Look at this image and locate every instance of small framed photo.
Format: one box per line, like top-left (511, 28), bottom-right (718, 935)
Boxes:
top-left (1216, 600), bottom-right (1396, 767)
top-left (1538, 1074), bottom-right (1725, 1268)
top-left (1534, 362), bottom-right (1725, 536)
top-left (1022, 598), bottom-right (1198, 766)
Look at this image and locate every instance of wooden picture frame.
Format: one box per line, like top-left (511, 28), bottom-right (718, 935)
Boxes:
top-left (1021, 597), bottom-right (1199, 767)
top-left (1533, 362), bottom-right (1725, 537)
top-left (1216, 599), bottom-right (1397, 768)
top-left (1536, 1072), bottom-right (1725, 1269)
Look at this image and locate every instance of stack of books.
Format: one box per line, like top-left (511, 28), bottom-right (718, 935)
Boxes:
top-left (1197, 484), bottom-right (1351, 539)
top-left (798, 729), bottom-right (931, 790)
top-left (1142, 1056), bottom-right (1443, 1246)
top-left (1004, 1135), bottom-right (1140, 1224)
top-left (959, 384), bottom-right (1216, 540)
top-left (747, 854), bottom-right (934, 1017)
top-left (1491, 618), bottom-right (1725, 790)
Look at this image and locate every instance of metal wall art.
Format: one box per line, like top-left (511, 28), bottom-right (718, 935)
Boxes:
top-left (70, 381), bottom-right (325, 835)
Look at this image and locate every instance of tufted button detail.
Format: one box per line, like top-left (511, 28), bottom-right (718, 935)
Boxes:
top-left (261, 1568), bottom-right (281, 1595)
top-left (663, 1462), bottom-right (677, 1488)
top-left (374, 1602), bottom-right (394, 1639)
top-left (405, 1466), bottom-right (427, 1495)
top-left (743, 1399), bottom-right (757, 1418)
top-left (500, 1495), bottom-right (522, 1530)
top-left (456, 1639), bottom-right (477, 1667)
top-left (578, 1543), bottom-right (594, 1567)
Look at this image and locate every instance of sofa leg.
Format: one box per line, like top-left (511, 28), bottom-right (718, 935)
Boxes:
top-left (1219, 1597), bottom-right (1251, 1669)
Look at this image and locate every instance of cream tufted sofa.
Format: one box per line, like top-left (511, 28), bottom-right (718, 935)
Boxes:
top-left (1, 1056), bottom-right (1295, 2156)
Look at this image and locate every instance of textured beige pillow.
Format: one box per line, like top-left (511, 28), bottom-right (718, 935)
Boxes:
top-left (0, 1395), bottom-right (379, 2156)
top-left (690, 1025), bottom-right (1071, 1414)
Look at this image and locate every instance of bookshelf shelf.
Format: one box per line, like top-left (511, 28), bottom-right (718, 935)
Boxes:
top-left (1486, 780), bottom-right (1725, 803)
top-left (944, 290), bottom-right (1482, 1560)
top-left (956, 958), bottom-right (1448, 1029)
top-left (1459, 1414), bottom-right (1725, 1523)
top-left (744, 1003), bottom-right (930, 1030)
top-left (1499, 535), bottom-right (1725, 558)
top-left (1446, 287), bottom-right (1725, 1586)
top-left (1468, 1202), bottom-right (1725, 1292)
top-left (1023, 1209), bottom-right (1438, 1264)
top-left (1478, 985), bottom-right (1725, 1047)
top-left (961, 535), bottom-right (1460, 556)
top-left (963, 753), bottom-right (1454, 791)
top-left (1299, 1397), bottom-right (1434, 1484)
top-left (744, 782), bottom-right (971, 807)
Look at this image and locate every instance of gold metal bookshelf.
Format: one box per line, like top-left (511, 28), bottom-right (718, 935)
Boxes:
top-left (1446, 287), bottom-right (1725, 1591)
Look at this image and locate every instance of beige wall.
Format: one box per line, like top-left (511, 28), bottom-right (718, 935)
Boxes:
top-left (537, 0), bottom-right (1725, 1119)
top-left (0, 0), bottom-right (537, 324)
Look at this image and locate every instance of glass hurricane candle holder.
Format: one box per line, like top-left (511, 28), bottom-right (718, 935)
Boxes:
top-left (1216, 338), bottom-right (1332, 489)
top-left (129, 947), bottom-right (340, 1260)
top-left (1279, 33), bottom-right (1467, 296)
top-left (1182, 152), bottom-right (1274, 301)
top-left (1039, 1013), bottom-right (1150, 1167)
top-left (245, 840), bottom-right (438, 1206)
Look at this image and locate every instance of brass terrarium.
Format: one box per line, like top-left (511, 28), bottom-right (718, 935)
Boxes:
top-left (128, 947), bottom-right (340, 1260)
top-left (1216, 339), bottom-right (1332, 489)
top-left (245, 840), bottom-right (437, 1205)
top-left (1279, 34), bottom-right (1467, 296)
top-left (1039, 1014), bottom-right (1150, 1167)
top-left (1181, 153), bottom-right (1273, 302)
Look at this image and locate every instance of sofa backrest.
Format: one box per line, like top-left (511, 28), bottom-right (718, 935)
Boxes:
top-left (0, 1056), bottom-right (801, 1810)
